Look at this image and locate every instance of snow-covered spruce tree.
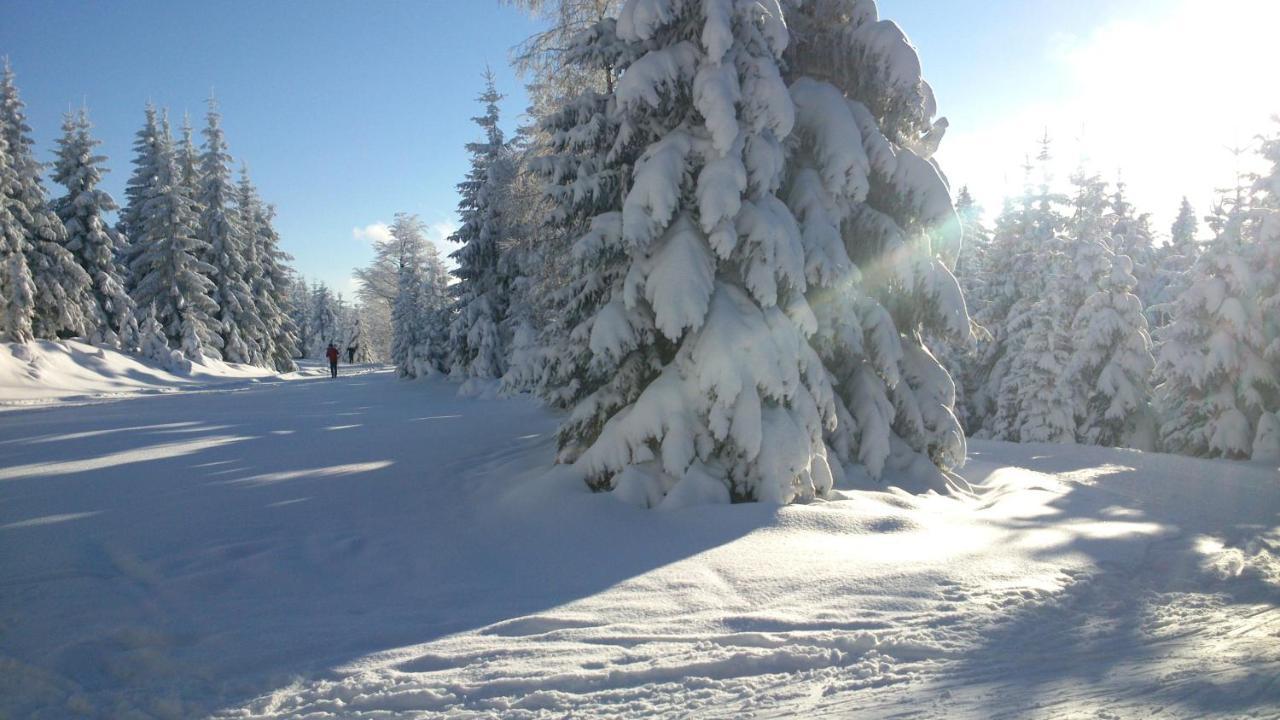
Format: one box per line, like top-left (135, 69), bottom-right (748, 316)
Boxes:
top-left (447, 70), bottom-right (516, 382)
top-left (1004, 247), bottom-right (1076, 444)
top-left (1252, 119), bottom-right (1280, 460)
top-left (197, 100), bottom-right (262, 364)
top-left (236, 169), bottom-right (298, 370)
top-left (1070, 251), bottom-right (1155, 448)
top-left (544, 0), bottom-right (971, 503)
top-left (308, 282), bottom-right (340, 357)
top-left (953, 188), bottom-right (995, 431)
top-left (1149, 197), bottom-right (1200, 327)
top-left (138, 304), bottom-right (190, 373)
top-left (128, 118), bottom-right (222, 362)
top-left (0, 60), bottom-right (92, 340)
top-left (416, 237), bottom-right (451, 375)
top-left (343, 309), bottom-right (375, 363)
top-left (983, 143), bottom-right (1073, 443)
top-left (51, 109), bottom-right (139, 350)
top-left (386, 211), bottom-right (448, 376)
top-left (390, 259), bottom-right (420, 377)
top-left (0, 113), bottom-right (35, 342)
top-left (783, 0), bottom-right (970, 488)
top-left (549, 0), bottom-right (831, 502)
top-left (934, 186), bottom-right (988, 432)
top-left (965, 196), bottom-right (1022, 433)
top-left (518, 18), bottom-right (635, 413)
top-left (1063, 171), bottom-right (1154, 447)
top-left (288, 275), bottom-right (313, 357)
top-left (1108, 181), bottom-right (1159, 319)
top-left (1154, 184), bottom-right (1270, 458)
top-left (118, 104), bottom-right (163, 267)
top-left (495, 116), bottom-right (550, 395)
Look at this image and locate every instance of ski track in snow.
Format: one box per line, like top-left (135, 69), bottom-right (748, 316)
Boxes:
top-left (0, 366), bottom-right (1277, 719)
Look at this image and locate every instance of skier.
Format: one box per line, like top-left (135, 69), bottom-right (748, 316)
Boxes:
top-left (325, 343), bottom-right (340, 378)
top-left (347, 343), bottom-right (357, 364)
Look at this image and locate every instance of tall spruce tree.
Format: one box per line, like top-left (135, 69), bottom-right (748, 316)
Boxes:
top-left (197, 99), bottom-right (261, 364)
top-left (51, 109), bottom-right (139, 349)
top-left (1251, 119), bottom-right (1280, 459)
top-left (0, 60), bottom-right (92, 340)
top-left (119, 104), bottom-right (163, 279)
top-left (541, 0), bottom-right (971, 505)
top-left (1070, 251), bottom-right (1155, 447)
top-left (0, 112), bottom-right (35, 342)
top-left (983, 143), bottom-right (1073, 443)
top-left (128, 114), bottom-right (222, 362)
top-left (388, 214), bottom-right (440, 378)
top-left (785, 0), bottom-right (971, 489)
top-left (1154, 180), bottom-right (1269, 458)
top-left (1063, 172), bottom-right (1153, 446)
top-left (519, 18), bottom-right (634, 415)
top-left (236, 168), bottom-right (298, 371)
top-left (447, 70), bottom-right (516, 381)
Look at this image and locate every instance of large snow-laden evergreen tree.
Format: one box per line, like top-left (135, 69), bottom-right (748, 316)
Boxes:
top-left (515, 18), bottom-right (635, 413)
top-left (1069, 251), bottom-right (1155, 448)
top-left (236, 168), bottom-right (298, 371)
top-left (447, 70), bottom-right (516, 382)
top-left (981, 144), bottom-right (1073, 443)
top-left (416, 237), bottom-right (451, 374)
top-left (554, 0), bottom-right (835, 504)
top-left (388, 214), bottom-right (450, 378)
top-left (197, 99), bottom-right (262, 364)
top-left (390, 255), bottom-right (421, 378)
top-left (935, 186), bottom-right (988, 433)
top-left (1063, 171), bottom-right (1154, 447)
top-left (965, 196), bottom-right (1023, 433)
top-left (118, 104), bottom-right (163, 279)
top-left (0, 60), bottom-right (92, 341)
top-left (782, 0), bottom-right (971, 489)
top-left (1251, 119), bottom-right (1280, 460)
top-left (542, 0), bottom-right (971, 504)
top-left (1154, 183), bottom-right (1271, 459)
top-left (51, 109), bottom-right (139, 350)
top-left (0, 112), bottom-right (36, 343)
top-left (128, 115), bottom-right (222, 362)
top-left (1063, 176), bottom-right (1155, 448)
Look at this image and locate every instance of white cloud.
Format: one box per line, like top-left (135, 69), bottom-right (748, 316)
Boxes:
top-left (939, 0), bottom-right (1280, 236)
top-left (426, 221), bottom-right (457, 245)
top-left (352, 222), bottom-right (393, 245)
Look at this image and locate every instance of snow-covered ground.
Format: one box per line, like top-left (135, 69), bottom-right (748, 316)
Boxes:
top-left (1, 356), bottom-right (1277, 719)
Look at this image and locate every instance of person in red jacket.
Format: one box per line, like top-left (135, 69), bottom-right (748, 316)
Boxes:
top-left (325, 343), bottom-right (340, 378)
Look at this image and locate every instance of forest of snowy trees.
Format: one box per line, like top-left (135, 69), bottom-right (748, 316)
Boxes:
top-left (363, 0), bottom-right (1280, 502)
top-left (0, 59), bottom-right (302, 372)
top-left (5, 0), bottom-right (1280, 505)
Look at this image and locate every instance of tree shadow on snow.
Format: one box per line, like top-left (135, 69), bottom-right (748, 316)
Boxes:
top-left (942, 442), bottom-right (1280, 717)
top-left (0, 372), bottom-right (773, 718)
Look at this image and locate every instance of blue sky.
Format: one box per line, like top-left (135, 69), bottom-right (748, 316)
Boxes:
top-left (3, 0), bottom-right (1277, 294)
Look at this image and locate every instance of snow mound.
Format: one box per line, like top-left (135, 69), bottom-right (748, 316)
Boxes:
top-left (0, 340), bottom-right (288, 407)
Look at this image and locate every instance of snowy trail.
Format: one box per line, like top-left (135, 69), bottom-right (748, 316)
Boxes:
top-left (0, 367), bottom-right (561, 718)
top-left (1, 368), bottom-right (1278, 719)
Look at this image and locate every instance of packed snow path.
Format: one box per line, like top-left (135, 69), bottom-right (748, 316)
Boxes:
top-left (1, 367), bottom-right (1277, 718)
